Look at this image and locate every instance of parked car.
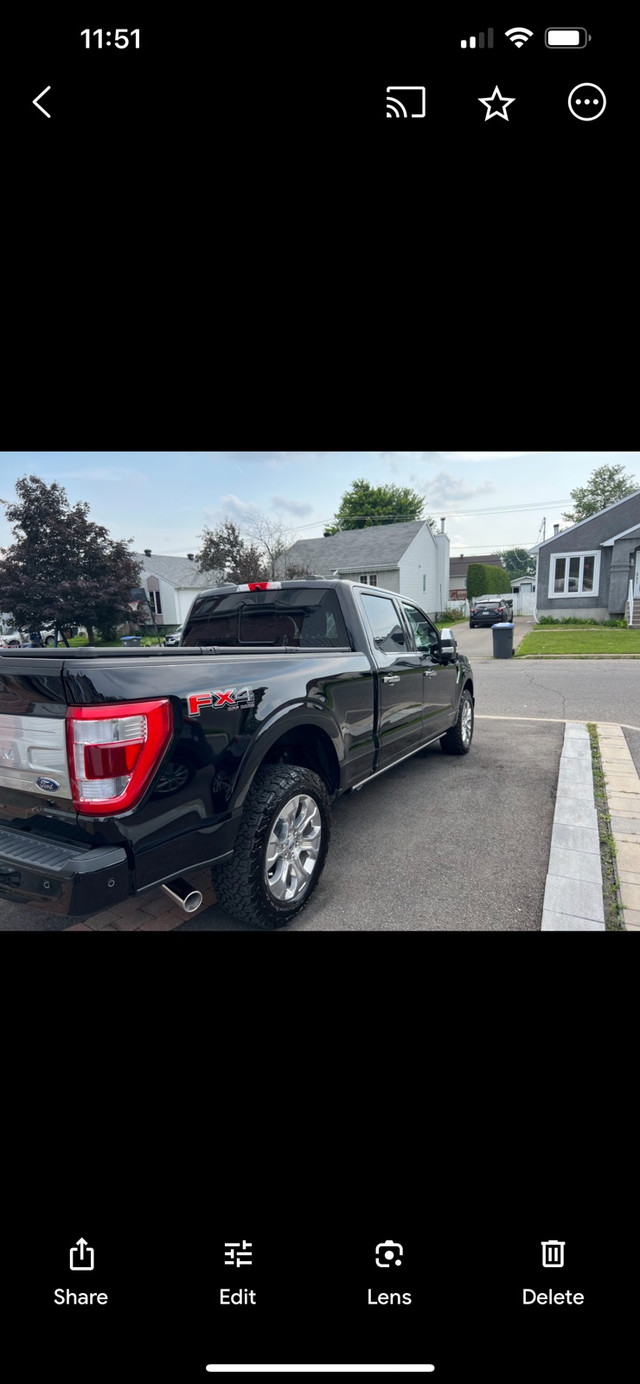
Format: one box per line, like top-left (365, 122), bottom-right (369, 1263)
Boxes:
top-left (0, 579), bottom-right (475, 930)
top-left (163, 625), bottom-right (184, 646)
top-left (469, 599), bottom-right (511, 629)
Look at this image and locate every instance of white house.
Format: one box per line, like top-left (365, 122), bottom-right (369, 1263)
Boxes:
top-left (133, 551), bottom-right (221, 627)
top-left (279, 519), bottom-right (450, 618)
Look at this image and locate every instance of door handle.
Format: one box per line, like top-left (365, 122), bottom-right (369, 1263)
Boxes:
top-left (423, 670), bottom-right (437, 678)
top-left (382, 674), bottom-right (401, 684)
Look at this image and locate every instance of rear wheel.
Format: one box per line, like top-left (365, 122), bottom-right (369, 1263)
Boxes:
top-left (440, 688), bottom-right (474, 755)
top-left (45, 636), bottom-right (55, 646)
top-left (211, 762), bottom-right (331, 929)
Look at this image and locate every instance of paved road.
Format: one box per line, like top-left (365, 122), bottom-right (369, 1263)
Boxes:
top-left (474, 659), bottom-right (640, 728)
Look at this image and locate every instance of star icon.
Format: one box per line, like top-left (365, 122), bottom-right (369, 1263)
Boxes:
top-left (478, 85), bottom-right (515, 121)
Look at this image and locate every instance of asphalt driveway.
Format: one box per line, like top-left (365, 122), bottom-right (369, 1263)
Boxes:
top-left (452, 615), bottom-right (535, 660)
top-left (178, 718), bottom-right (564, 931)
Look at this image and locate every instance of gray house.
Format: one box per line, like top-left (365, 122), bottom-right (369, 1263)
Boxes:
top-left (279, 519), bottom-right (450, 617)
top-left (531, 489), bottom-right (640, 624)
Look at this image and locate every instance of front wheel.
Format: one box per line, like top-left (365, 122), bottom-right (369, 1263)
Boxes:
top-left (440, 688), bottom-right (474, 755)
top-left (211, 763), bottom-right (331, 929)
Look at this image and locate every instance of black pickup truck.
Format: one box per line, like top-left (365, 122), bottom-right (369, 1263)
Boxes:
top-left (0, 580), bottom-right (474, 929)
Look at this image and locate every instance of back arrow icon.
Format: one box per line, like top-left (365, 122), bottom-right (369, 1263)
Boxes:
top-left (33, 86), bottom-right (51, 118)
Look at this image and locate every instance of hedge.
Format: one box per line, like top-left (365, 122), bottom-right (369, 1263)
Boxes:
top-left (466, 563), bottom-right (510, 603)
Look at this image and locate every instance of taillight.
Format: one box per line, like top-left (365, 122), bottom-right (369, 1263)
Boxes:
top-left (66, 699), bottom-right (173, 815)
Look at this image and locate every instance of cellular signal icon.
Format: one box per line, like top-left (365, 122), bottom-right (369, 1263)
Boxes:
top-left (461, 29), bottom-right (494, 49)
top-left (386, 87), bottom-right (426, 118)
top-left (505, 27), bottom-right (534, 47)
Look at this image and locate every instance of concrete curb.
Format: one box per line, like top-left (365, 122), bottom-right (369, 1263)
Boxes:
top-left (541, 723), bottom-right (605, 931)
top-left (596, 723), bottom-right (640, 932)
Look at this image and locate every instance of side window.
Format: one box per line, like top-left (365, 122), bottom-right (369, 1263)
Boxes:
top-left (360, 593), bottom-right (409, 654)
top-left (402, 603), bottom-right (439, 652)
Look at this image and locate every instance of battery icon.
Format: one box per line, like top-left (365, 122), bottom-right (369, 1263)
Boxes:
top-left (545, 28), bottom-right (590, 48)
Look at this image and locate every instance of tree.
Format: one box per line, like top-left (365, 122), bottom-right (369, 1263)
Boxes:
top-left (562, 462), bottom-right (637, 525)
top-left (243, 512), bottom-right (295, 579)
top-left (284, 563), bottom-right (317, 579)
top-left (197, 513), bottom-right (301, 582)
top-left (326, 478), bottom-right (433, 533)
top-left (496, 547), bottom-right (536, 579)
top-left (0, 475), bottom-right (144, 645)
top-left (196, 521), bottom-right (268, 584)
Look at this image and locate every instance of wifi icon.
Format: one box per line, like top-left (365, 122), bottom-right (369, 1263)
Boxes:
top-left (505, 27), bottom-right (534, 47)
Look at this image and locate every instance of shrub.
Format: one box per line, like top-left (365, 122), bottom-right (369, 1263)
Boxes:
top-left (466, 563), bottom-right (510, 603)
top-left (439, 606), bottom-right (468, 624)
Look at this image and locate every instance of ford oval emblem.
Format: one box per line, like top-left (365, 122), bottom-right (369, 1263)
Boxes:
top-left (36, 776), bottom-right (60, 792)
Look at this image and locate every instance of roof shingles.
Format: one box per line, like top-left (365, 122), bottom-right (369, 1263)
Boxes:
top-left (277, 520), bottom-right (428, 575)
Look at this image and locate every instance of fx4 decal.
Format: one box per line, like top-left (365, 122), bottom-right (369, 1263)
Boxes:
top-left (187, 687), bottom-right (255, 716)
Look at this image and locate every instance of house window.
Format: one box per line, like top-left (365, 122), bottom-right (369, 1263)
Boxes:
top-left (148, 590), bottom-right (162, 614)
top-left (549, 551), bottom-right (600, 598)
top-left (368, 574), bottom-right (377, 586)
top-left (359, 575), bottom-right (368, 584)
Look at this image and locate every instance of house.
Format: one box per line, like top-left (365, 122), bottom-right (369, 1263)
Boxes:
top-left (449, 553), bottom-right (503, 602)
top-left (531, 489), bottom-right (640, 625)
top-left (278, 519), bottom-right (450, 617)
top-left (133, 550), bottom-right (221, 627)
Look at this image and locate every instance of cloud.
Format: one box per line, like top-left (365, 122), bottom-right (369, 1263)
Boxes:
top-left (271, 494), bottom-right (314, 516)
top-left (425, 471), bottom-right (497, 506)
top-left (202, 493), bottom-right (261, 527)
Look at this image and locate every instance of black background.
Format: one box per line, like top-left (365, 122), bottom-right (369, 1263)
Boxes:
top-left (5, 981), bottom-right (636, 1384)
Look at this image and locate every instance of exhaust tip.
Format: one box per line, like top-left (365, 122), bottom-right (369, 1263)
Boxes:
top-left (161, 877), bottom-right (204, 914)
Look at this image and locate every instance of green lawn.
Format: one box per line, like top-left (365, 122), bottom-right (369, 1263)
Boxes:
top-left (516, 628), bottom-right (640, 656)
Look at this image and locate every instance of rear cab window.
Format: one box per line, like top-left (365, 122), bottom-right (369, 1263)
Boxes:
top-left (182, 586), bottom-right (352, 648)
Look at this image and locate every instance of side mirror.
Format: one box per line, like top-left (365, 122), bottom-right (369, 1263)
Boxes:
top-left (439, 627), bottom-right (457, 662)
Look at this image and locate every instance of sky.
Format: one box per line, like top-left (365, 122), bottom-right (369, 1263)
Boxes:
top-left (1, 452), bottom-right (639, 559)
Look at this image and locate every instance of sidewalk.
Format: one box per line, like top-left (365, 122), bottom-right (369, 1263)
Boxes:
top-left (541, 723), bottom-right (605, 931)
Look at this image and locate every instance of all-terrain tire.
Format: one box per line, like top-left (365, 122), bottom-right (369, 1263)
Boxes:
top-left (440, 688), bottom-right (474, 755)
top-left (211, 762), bottom-right (331, 929)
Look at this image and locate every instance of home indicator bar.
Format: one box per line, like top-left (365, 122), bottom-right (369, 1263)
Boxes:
top-left (205, 1370), bottom-right (436, 1376)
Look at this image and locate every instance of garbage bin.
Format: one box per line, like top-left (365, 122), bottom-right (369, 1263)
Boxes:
top-left (120, 635), bottom-right (142, 646)
top-left (492, 622), bottom-right (514, 658)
